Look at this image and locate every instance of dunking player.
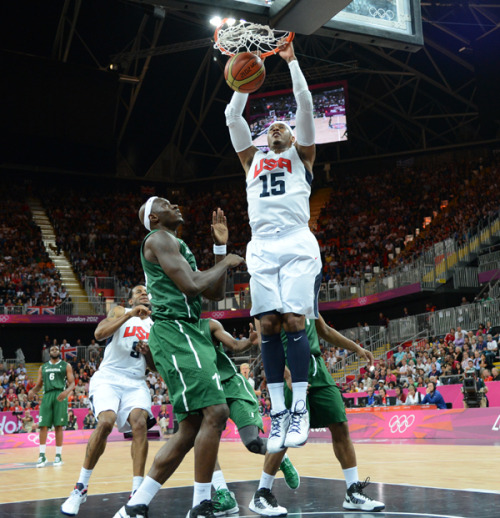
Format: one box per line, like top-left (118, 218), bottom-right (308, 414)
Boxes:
top-left (249, 315), bottom-right (385, 515)
top-left (225, 41), bottom-right (321, 452)
top-left (29, 344), bottom-right (75, 467)
top-left (61, 285), bottom-right (154, 516)
top-left (114, 199), bottom-right (244, 518)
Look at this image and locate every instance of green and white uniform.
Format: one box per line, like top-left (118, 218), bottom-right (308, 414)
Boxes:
top-left (38, 360), bottom-right (69, 428)
top-left (141, 230), bottom-right (226, 420)
top-left (203, 319), bottom-right (263, 430)
top-left (283, 319), bottom-right (347, 427)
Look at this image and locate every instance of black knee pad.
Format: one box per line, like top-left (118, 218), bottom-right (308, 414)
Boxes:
top-left (244, 436), bottom-right (266, 455)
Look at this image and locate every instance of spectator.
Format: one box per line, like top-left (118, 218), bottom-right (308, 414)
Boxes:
top-left (365, 387), bottom-right (380, 407)
top-left (66, 410), bottom-right (78, 431)
top-left (405, 385), bottom-right (422, 405)
top-left (492, 367), bottom-right (500, 381)
top-left (21, 408), bottom-right (36, 433)
top-left (157, 405), bottom-right (170, 436)
top-left (378, 387), bottom-right (390, 406)
top-left (82, 409), bottom-right (97, 430)
top-left (394, 386), bottom-right (406, 405)
top-left (422, 381), bottom-right (447, 409)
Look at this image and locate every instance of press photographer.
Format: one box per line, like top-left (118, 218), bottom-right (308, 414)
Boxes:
top-left (461, 367), bottom-right (488, 408)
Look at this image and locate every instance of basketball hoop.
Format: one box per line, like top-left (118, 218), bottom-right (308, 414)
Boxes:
top-left (214, 18), bottom-right (295, 58)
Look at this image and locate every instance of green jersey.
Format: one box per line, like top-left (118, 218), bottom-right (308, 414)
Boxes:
top-left (141, 230), bottom-right (202, 322)
top-left (42, 360), bottom-right (68, 393)
top-left (281, 318), bottom-right (321, 357)
top-left (199, 318), bottom-right (238, 382)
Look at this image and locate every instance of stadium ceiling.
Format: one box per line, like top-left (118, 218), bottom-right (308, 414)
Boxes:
top-left (3, 0), bottom-right (500, 181)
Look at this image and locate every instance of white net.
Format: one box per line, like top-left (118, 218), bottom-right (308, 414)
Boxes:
top-left (214, 21), bottom-right (293, 57)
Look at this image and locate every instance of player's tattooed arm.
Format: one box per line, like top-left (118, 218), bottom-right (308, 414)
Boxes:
top-left (94, 305), bottom-right (150, 341)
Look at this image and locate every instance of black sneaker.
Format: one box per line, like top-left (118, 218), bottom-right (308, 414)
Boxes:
top-left (186, 499), bottom-right (216, 518)
top-left (113, 504), bottom-right (149, 518)
top-left (343, 478), bottom-right (385, 512)
top-left (249, 488), bottom-right (287, 516)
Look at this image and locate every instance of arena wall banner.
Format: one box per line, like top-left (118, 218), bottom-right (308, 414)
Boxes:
top-left (3, 406), bottom-right (500, 448)
top-left (478, 268), bottom-right (500, 284)
top-left (0, 314), bottom-right (105, 324)
top-left (222, 408), bottom-right (500, 442)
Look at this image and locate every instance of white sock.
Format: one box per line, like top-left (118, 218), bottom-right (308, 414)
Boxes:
top-left (129, 476), bottom-right (162, 507)
top-left (259, 472), bottom-right (275, 491)
top-left (78, 468), bottom-right (93, 488)
top-left (211, 470), bottom-right (228, 491)
top-left (56, 446), bottom-right (63, 456)
top-left (291, 382), bottom-right (308, 412)
top-left (39, 445), bottom-right (46, 454)
top-left (267, 383), bottom-right (286, 413)
top-left (193, 481), bottom-right (212, 507)
top-left (343, 466), bottom-right (359, 489)
top-left (132, 476), bottom-right (144, 492)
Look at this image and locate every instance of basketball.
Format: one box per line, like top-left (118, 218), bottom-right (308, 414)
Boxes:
top-left (224, 52), bottom-right (266, 93)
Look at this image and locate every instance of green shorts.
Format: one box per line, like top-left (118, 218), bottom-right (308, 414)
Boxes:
top-left (149, 319), bottom-right (227, 421)
top-left (285, 355), bottom-right (346, 428)
top-left (38, 391), bottom-right (68, 428)
top-left (223, 373), bottom-right (263, 431)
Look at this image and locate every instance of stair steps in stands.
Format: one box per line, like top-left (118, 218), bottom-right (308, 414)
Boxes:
top-left (27, 198), bottom-right (95, 315)
top-left (25, 363), bottom-right (42, 382)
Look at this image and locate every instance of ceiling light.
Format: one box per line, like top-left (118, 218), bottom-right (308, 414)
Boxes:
top-left (210, 16), bottom-right (222, 27)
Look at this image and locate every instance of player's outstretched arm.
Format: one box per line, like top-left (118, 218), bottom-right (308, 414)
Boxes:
top-left (315, 314), bottom-right (374, 369)
top-left (95, 305), bottom-right (151, 341)
top-left (149, 230), bottom-right (244, 300)
top-left (225, 91), bottom-right (259, 175)
top-left (209, 319), bottom-right (258, 353)
top-left (202, 208), bottom-right (235, 301)
top-left (279, 42), bottom-right (316, 170)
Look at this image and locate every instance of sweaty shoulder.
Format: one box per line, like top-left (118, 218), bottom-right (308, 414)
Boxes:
top-left (144, 230), bottom-right (179, 263)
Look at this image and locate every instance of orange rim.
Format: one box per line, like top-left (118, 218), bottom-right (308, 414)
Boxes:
top-left (214, 18), bottom-right (295, 58)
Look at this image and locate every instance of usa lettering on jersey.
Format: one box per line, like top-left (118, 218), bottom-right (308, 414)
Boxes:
top-left (253, 157), bottom-right (292, 178)
top-left (123, 326), bottom-right (150, 340)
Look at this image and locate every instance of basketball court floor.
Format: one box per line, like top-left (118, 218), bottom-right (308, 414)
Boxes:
top-left (1, 438), bottom-right (498, 517)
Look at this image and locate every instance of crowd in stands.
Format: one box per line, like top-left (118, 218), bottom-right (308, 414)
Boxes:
top-left (0, 184), bottom-right (66, 311)
top-left (316, 156), bottom-right (499, 286)
top-left (334, 322), bottom-right (500, 409)
top-left (1, 153), bottom-right (494, 310)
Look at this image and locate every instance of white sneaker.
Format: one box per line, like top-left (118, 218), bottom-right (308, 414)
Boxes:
top-left (283, 403), bottom-right (309, 448)
top-left (54, 454), bottom-right (63, 466)
top-left (267, 410), bottom-right (290, 454)
top-left (36, 454), bottom-right (47, 468)
top-left (343, 479), bottom-right (385, 512)
top-left (60, 483), bottom-right (88, 516)
top-left (113, 504), bottom-right (149, 518)
top-left (249, 488), bottom-right (287, 516)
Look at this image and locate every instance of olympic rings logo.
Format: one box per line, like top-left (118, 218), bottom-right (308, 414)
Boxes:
top-left (369, 7), bottom-right (395, 21)
top-left (388, 414), bottom-right (415, 433)
top-left (0, 316), bottom-right (9, 323)
top-left (211, 312), bottom-right (225, 319)
top-left (28, 432), bottom-right (55, 445)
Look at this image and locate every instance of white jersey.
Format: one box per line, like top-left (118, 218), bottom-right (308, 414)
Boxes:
top-left (98, 309), bottom-right (152, 381)
top-left (246, 146), bottom-right (312, 237)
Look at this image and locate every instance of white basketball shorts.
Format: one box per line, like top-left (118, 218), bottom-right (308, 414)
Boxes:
top-left (89, 370), bottom-right (153, 433)
top-left (246, 226), bottom-right (322, 318)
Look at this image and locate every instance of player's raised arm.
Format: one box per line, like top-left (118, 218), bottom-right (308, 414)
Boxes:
top-left (279, 42), bottom-right (316, 170)
top-left (209, 319), bottom-right (258, 353)
top-left (315, 314), bottom-right (374, 369)
top-left (225, 91), bottom-right (259, 175)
